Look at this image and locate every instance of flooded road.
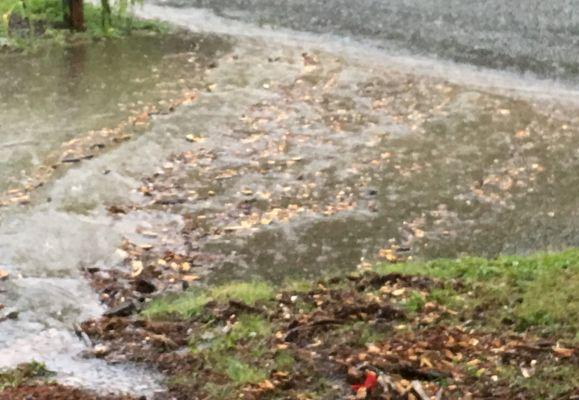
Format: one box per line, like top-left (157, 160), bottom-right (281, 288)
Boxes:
top-left (1, 1), bottom-right (579, 395)
top-left (0, 32), bottom-right (233, 394)
top-left (0, 33), bottom-right (230, 194)
top-left (157, 0), bottom-right (579, 84)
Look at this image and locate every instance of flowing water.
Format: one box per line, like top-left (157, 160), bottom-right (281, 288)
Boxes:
top-left (0, 32), bottom-right (233, 394)
top-left (154, 0), bottom-right (579, 84)
top-left (1, 1), bottom-right (579, 394)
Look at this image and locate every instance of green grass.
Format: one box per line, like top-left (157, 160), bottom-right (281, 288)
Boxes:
top-left (143, 289), bottom-right (211, 320)
top-left (375, 249), bottom-right (579, 338)
top-left (222, 357), bottom-right (267, 384)
top-left (189, 313), bottom-right (273, 391)
top-left (332, 321), bottom-right (387, 347)
top-left (402, 290), bottom-right (427, 313)
top-left (1, 0), bottom-right (169, 46)
top-left (209, 281), bottom-right (274, 306)
top-left (274, 350), bottom-right (295, 371)
top-left (146, 250), bottom-right (579, 398)
top-left (143, 281), bottom-right (275, 320)
top-left (498, 364), bottom-right (579, 399)
top-left (192, 314), bottom-right (272, 354)
top-left (203, 382), bottom-right (237, 399)
top-left (0, 362), bottom-right (52, 391)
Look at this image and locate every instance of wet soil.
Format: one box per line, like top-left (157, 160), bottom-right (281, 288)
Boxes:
top-left (80, 271), bottom-right (579, 399)
top-left (0, 384), bottom-right (137, 400)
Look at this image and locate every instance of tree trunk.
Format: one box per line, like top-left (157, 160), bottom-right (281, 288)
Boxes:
top-left (101, 0), bottom-right (112, 30)
top-left (70, 0), bottom-right (84, 31)
top-left (63, 0), bottom-right (85, 31)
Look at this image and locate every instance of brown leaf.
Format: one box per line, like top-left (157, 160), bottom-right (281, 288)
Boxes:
top-left (181, 274), bottom-right (201, 282)
top-left (130, 261), bottom-right (144, 278)
top-left (552, 345), bottom-right (575, 358)
top-left (258, 379), bottom-right (275, 390)
top-left (0, 269), bottom-right (9, 281)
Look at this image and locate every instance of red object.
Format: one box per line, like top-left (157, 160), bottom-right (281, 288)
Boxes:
top-left (352, 370), bottom-right (378, 392)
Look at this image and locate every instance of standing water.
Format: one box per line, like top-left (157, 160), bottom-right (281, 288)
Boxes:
top-left (2, 0), bottom-right (579, 395)
top-left (0, 32), bottom-right (233, 393)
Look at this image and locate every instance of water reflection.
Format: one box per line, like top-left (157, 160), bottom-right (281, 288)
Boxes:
top-left (0, 33), bottom-right (232, 193)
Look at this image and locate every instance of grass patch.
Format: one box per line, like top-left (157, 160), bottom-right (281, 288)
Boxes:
top-left (203, 382), bottom-right (237, 399)
top-left (333, 321), bottom-right (387, 347)
top-left (222, 357), bottom-right (267, 385)
top-left (189, 313), bottom-right (273, 391)
top-left (143, 281), bottom-right (275, 320)
top-left (191, 314), bottom-right (272, 354)
top-left (0, 362), bottom-right (52, 390)
top-left (402, 290), bottom-right (427, 313)
top-left (143, 289), bottom-right (211, 320)
top-left (274, 350), bottom-right (295, 371)
top-left (1, 0), bottom-right (169, 47)
top-left (209, 281), bottom-right (274, 306)
top-left (129, 250), bottom-right (579, 399)
top-left (376, 249), bottom-right (579, 338)
top-left (498, 364), bottom-right (579, 399)
top-left (281, 278), bottom-right (314, 293)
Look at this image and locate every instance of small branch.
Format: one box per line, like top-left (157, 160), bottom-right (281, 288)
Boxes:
top-left (411, 380), bottom-right (430, 400)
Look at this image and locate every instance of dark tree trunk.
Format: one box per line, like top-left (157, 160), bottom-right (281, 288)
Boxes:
top-left (70, 0), bottom-right (85, 31)
top-left (63, 0), bottom-right (85, 31)
top-left (101, 0), bottom-right (112, 30)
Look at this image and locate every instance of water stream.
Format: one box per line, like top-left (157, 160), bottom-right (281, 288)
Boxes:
top-left (1, 1), bottom-right (579, 395)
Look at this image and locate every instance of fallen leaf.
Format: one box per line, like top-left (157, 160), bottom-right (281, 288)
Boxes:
top-left (131, 261), bottom-right (144, 277)
top-left (181, 262), bottom-right (191, 272)
top-left (552, 345), bottom-right (575, 358)
top-left (258, 379), bottom-right (275, 390)
top-left (0, 269), bottom-right (9, 281)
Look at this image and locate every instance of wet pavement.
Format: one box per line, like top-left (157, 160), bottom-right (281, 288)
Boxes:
top-left (157, 0), bottom-right (579, 83)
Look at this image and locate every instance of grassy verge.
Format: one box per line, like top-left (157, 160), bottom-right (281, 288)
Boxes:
top-left (375, 249), bottom-right (579, 340)
top-left (84, 250), bottom-right (579, 399)
top-left (0, 0), bottom-right (169, 48)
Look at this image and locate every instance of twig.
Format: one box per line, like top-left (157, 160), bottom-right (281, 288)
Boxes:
top-left (0, 140), bottom-right (37, 149)
top-left (411, 380), bottom-right (430, 400)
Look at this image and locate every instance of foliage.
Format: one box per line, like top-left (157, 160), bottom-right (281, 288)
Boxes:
top-left (0, 0), bottom-right (167, 44)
